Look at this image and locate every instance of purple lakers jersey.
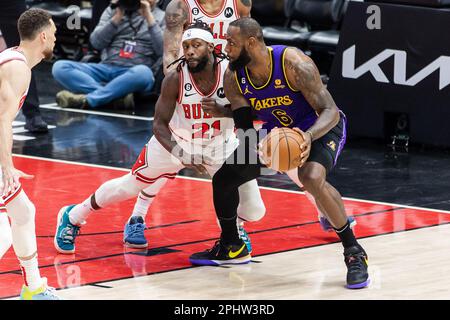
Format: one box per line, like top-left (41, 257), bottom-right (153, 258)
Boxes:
top-left (235, 45), bottom-right (318, 132)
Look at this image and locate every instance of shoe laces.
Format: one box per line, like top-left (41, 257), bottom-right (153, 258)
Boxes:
top-left (60, 225), bottom-right (80, 244)
top-left (37, 278), bottom-right (60, 299)
top-left (345, 251), bottom-right (367, 273)
top-left (41, 286), bottom-right (59, 298)
top-left (207, 240), bottom-right (223, 257)
top-left (127, 222), bottom-right (145, 237)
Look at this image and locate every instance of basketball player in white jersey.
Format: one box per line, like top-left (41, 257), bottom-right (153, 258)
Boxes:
top-left (54, 21), bottom-right (265, 258)
top-left (163, 0), bottom-right (356, 232)
top-left (0, 9), bottom-right (60, 300)
top-left (164, 0), bottom-right (250, 75)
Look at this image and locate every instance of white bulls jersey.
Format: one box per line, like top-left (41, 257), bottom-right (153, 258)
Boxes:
top-left (0, 47), bottom-right (29, 112)
top-left (169, 59), bottom-right (237, 160)
top-left (0, 47), bottom-right (29, 212)
top-left (184, 0), bottom-right (240, 52)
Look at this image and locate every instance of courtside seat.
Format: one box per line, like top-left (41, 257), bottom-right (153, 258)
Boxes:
top-left (262, 26), bottom-right (312, 50)
top-left (306, 0), bottom-right (348, 55)
top-left (262, 0), bottom-right (312, 50)
top-left (262, 0), bottom-right (346, 51)
top-left (29, 1), bottom-right (92, 61)
top-left (307, 29), bottom-right (339, 53)
top-left (28, 1), bottom-right (69, 19)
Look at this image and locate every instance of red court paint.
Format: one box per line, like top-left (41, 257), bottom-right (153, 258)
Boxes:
top-left (0, 156), bottom-right (449, 298)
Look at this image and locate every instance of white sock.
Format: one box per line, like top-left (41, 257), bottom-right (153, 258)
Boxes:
top-left (19, 254), bottom-right (43, 291)
top-left (130, 192), bottom-right (155, 222)
top-left (69, 196), bottom-right (95, 225)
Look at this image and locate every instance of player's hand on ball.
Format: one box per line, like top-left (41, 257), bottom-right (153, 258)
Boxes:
top-left (257, 142), bottom-right (271, 167)
top-left (0, 166), bottom-right (34, 197)
top-left (293, 127), bottom-right (311, 167)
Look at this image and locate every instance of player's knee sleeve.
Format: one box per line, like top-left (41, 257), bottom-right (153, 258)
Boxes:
top-left (7, 193), bottom-right (37, 258)
top-left (6, 192), bottom-right (35, 226)
top-left (237, 180), bottom-right (266, 222)
top-left (141, 177), bottom-right (168, 197)
top-left (238, 200), bottom-right (266, 222)
top-left (95, 173), bottom-right (147, 207)
top-left (0, 215), bottom-right (12, 259)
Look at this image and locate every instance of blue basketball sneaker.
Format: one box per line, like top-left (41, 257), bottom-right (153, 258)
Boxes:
top-left (20, 278), bottom-right (61, 300)
top-left (238, 226), bottom-right (252, 254)
top-left (123, 216), bottom-right (148, 248)
top-left (54, 205), bottom-right (80, 254)
top-left (319, 215), bottom-right (356, 232)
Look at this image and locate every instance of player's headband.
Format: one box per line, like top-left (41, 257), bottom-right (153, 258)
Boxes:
top-left (182, 28), bottom-right (214, 44)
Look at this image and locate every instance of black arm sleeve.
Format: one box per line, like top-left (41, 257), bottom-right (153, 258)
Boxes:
top-left (232, 106), bottom-right (254, 130)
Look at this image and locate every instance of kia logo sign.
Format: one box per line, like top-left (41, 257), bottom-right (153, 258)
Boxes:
top-left (342, 45), bottom-right (450, 90)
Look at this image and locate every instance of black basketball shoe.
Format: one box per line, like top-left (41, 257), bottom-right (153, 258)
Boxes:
top-left (344, 245), bottom-right (370, 289)
top-left (189, 239), bottom-right (251, 266)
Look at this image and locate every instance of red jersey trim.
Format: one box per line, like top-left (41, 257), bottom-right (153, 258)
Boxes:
top-left (188, 61), bottom-right (221, 97)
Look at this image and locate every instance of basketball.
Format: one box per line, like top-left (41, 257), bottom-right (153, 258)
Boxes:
top-left (260, 128), bottom-right (305, 172)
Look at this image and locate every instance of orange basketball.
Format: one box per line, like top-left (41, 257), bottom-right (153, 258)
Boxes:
top-left (260, 128), bottom-right (305, 172)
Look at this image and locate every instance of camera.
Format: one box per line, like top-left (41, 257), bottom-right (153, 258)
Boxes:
top-left (111, 0), bottom-right (141, 13)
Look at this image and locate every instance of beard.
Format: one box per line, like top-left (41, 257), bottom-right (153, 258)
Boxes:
top-left (228, 48), bottom-right (251, 71)
top-left (187, 55), bottom-right (209, 73)
top-left (43, 47), bottom-right (53, 61)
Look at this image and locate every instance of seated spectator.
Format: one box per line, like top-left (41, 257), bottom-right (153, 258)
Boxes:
top-left (52, 0), bottom-right (164, 109)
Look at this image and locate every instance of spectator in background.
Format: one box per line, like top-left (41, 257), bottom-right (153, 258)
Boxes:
top-left (0, 0), bottom-right (49, 133)
top-left (52, 0), bottom-right (165, 109)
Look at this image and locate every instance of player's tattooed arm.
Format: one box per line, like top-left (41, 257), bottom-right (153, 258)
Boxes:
top-left (164, 0), bottom-right (189, 75)
top-left (153, 70), bottom-right (181, 154)
top-left (223, 68), bottom-right (249, 111)
top-left (284, 48), bottom-right (339, 141)
top-left (237, 0), bottom-right (252, 17)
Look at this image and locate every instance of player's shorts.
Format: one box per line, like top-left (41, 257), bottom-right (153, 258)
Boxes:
top-left (131, 135), bottom-right (239, 184)
top-left (307, 111), bottom-right (347, 174)
top-left (0, 167), bottom-right (23, 213)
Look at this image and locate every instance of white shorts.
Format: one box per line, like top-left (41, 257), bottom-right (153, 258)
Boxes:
top-left (131, 135), bottom-right (239, 183)
top-left (0, 168), bottom-right (22, 213)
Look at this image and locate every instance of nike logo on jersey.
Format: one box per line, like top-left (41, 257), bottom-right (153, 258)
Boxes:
top-left (228, 243), bottom-right (246, 259)
top-left (185, 93), bottom-right (197, 97)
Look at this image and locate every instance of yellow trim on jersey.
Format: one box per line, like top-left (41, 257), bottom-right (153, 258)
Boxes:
top-left (234, 71), bottom-right (244, 95)
top-left (245, 47), bottom-right (273, 90)
top-left (282, 47), bottom-right (300, 92)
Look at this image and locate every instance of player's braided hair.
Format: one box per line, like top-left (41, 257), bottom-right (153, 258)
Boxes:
top-left (167, 19), bottom-right (228, 72)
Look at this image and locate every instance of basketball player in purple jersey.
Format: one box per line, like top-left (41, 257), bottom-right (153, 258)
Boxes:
top-left (164, 0), bottom-right (354, 233)
top-left (189, 18), bottom-right (369, 289)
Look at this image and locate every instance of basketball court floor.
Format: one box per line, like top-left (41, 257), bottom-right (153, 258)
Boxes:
top-left (2, 62), bottom-right (450, 300)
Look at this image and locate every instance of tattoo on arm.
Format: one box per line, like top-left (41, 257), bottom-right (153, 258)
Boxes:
top-left (224, 69), bottom-right (248, 111)
top-left (284, 49), bottom-right (335, 113)
top-left (238, 0), bottom-right (252, 16)
top-left (164, 0), bottom-right (188, 72)
top-left (240, 0), bottom-right (252, 7)
top-left (284, 49), bottom-right (339, 138)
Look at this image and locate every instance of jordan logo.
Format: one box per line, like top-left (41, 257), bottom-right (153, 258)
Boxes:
top-left (244, 86), bottom-right (253, 95)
